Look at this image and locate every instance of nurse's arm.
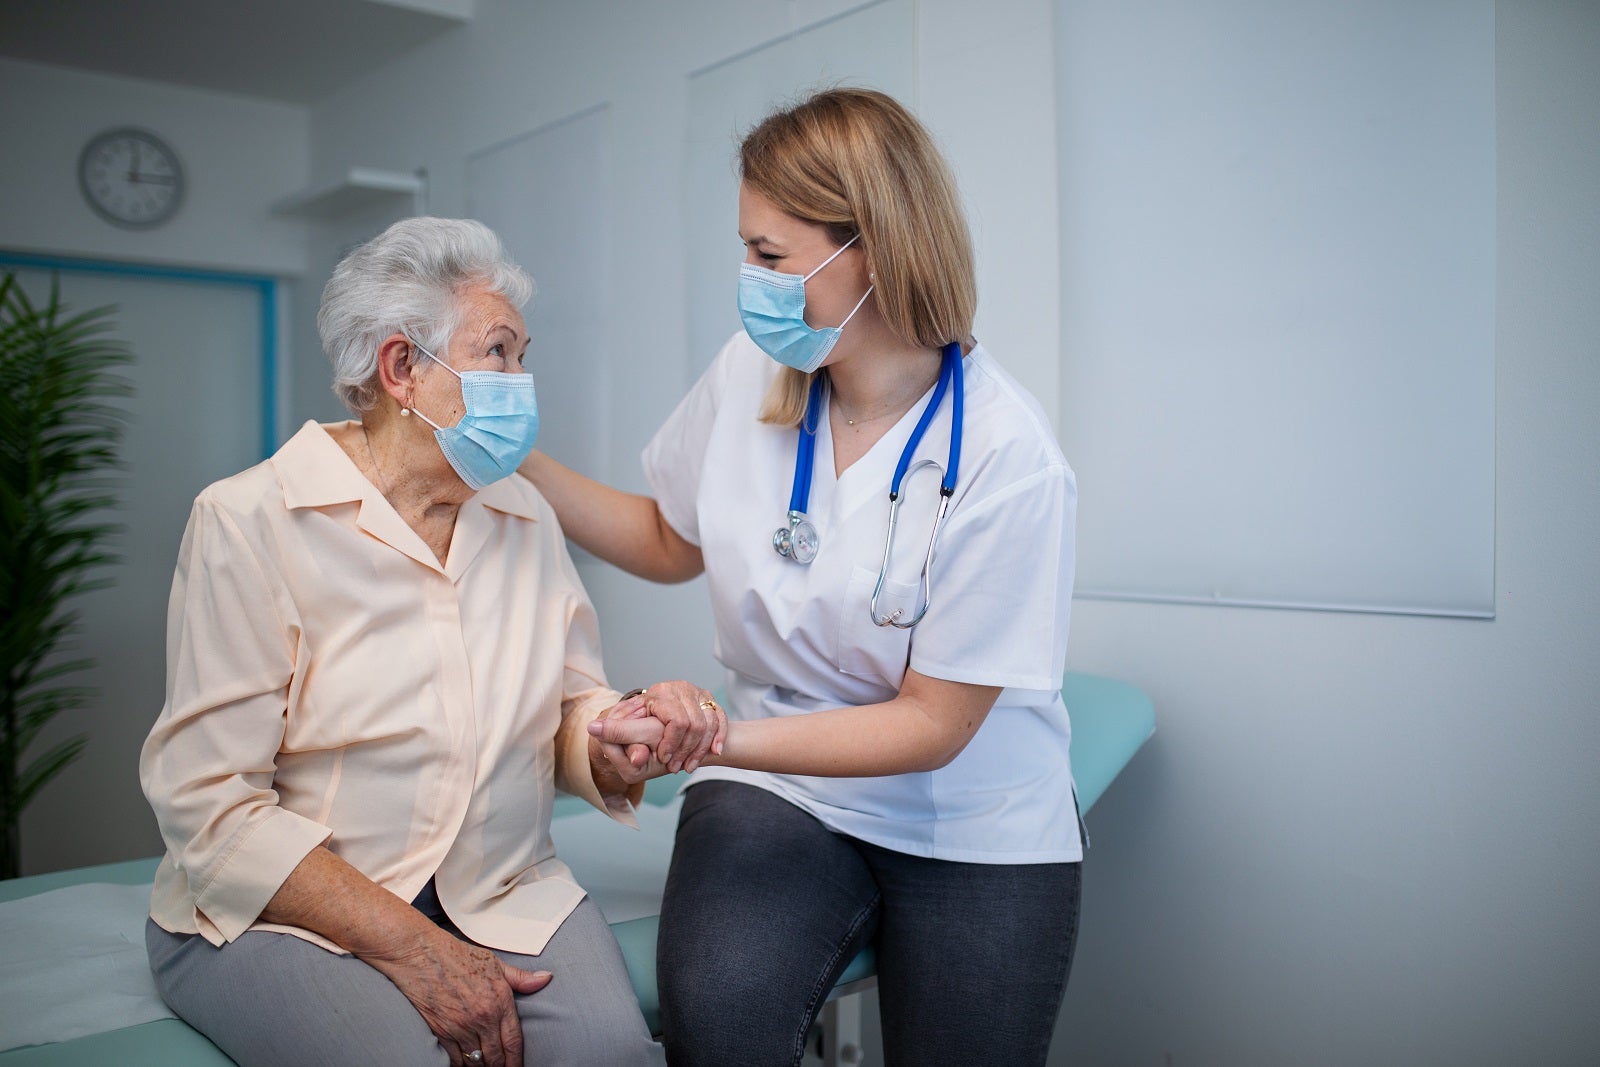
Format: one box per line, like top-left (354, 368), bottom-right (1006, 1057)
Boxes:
top-left (519, 450), bottom-right (702, 582)
top-left (590, 669), bottom-right (1002, 777)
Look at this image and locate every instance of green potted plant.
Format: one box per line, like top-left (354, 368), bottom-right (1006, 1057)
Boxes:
top-left (0, 271), bottom-right (132, 879)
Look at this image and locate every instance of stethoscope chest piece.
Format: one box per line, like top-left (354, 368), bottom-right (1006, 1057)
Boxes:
top-left (774, 510), bottom-right (819, 565)
top-left (772, 374), bottom-right (827, 566)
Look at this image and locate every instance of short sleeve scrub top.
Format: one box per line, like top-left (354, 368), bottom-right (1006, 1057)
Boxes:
top-left (642, 332), bottom-right (1081, 864)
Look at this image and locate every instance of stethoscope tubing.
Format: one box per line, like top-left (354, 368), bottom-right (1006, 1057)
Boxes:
top-left (789, 374), bottom-right (826, 514)
top-left (777, 342), bottom-right (966, 627)
top-left (891, 342), bottom-right (962, 499)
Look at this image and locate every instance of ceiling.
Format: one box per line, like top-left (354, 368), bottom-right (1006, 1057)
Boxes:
top-left (0, 0), bottom-right (472, 106)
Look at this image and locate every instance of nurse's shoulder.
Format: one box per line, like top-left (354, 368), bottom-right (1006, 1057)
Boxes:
top-left (957, 343), bottom-right (1074, 493)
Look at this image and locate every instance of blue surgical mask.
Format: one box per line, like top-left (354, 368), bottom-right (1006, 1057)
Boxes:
top-left (738, 234), bottom-right (874, 373)
top-left (406, 338), bottom-right (539, 491)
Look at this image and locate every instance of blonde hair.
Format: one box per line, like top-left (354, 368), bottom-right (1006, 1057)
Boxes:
top-left (741, 88), bottom-right (977, 426)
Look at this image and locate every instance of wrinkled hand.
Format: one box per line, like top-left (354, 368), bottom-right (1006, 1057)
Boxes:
top-left (368, 924), bottom-right (550, 1067)
top-left (590, 709), bottom-right (668, 785)
top-left (593, 681), bottom-right (727, 774)
top-left (588, 693), bottom-right (658, 792)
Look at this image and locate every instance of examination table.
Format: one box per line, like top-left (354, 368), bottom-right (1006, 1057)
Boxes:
top-left (0, 672), bottom-right (1153, 1065)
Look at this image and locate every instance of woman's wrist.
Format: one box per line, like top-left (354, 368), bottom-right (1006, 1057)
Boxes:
top-left (588, 734), bottom-right (626, 793)
top-left (588, 688), bottom-right (645, 782)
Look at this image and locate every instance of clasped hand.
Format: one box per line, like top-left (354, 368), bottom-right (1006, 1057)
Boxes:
top-left (593, 681), bottom-right (726, 782)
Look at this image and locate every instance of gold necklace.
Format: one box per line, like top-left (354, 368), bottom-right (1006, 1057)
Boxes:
top-left (831, 376), bottom-right (935, 427)
top-left (839, 406), bottom-right (879, 427)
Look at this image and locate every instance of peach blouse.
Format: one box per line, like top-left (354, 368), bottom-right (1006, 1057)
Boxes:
top-left (141, 421), bottom-right (636, 956)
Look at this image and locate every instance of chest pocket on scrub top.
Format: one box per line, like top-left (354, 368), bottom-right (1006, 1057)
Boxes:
top-left (838, 565), bottom-right (916, 683)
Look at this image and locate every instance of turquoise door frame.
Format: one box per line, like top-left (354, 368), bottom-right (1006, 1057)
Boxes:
top-left (0, 251), bottom-right (280, 460)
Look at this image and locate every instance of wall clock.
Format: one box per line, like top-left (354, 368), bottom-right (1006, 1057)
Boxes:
top-left (77, 127), bottom-right (186, 228)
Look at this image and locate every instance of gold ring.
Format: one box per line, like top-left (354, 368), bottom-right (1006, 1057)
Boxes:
top-left (699, 699), bottom-right (718, 713)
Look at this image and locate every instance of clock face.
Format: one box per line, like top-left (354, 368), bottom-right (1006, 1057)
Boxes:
top-left (78, 128), bottom-right (185, 228)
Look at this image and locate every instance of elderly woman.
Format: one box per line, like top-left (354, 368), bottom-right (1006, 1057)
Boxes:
top-left (139, 217), bottom-right (694, 1067)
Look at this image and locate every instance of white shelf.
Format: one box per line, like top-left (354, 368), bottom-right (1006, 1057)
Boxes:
top-left (272, 167), bottom-right (424, 219)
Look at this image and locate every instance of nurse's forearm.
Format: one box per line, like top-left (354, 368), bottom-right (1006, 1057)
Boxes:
top-left (709, 679), bottom-right (1001, 777)
top-left (589, 671), bottom-right (1001, 776)
top-left (519, 450), bottom-right (703, 582)
top-left (707, 707), bottom-right (949, 775)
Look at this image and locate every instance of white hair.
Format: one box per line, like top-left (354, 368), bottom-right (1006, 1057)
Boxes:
top-left (317, 216), bottom-right (534, 413)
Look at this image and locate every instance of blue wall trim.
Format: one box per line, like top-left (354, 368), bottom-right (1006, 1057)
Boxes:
top-left (0, 250), bottom-right (280, 460)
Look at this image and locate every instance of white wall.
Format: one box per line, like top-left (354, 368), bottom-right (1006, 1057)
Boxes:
top-left (1058, 0), bottom-right (1497, 619)
top-left (0, 58), bottom-right (310, 276)
top-left (1056, 2), bottom-right (1600, 1064)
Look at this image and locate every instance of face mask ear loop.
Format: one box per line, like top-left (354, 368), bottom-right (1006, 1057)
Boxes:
top-left (406, 335), bottom-right (463, 380)
top-left (801, 233), bottom-right (860, 281)
top-left (797, 235), bottom-right (872, 331)
top-left (399, 333), bottom-right (457, 429)
top-left (837, 284), bottom-right (875, 330)
top-left (408, 405), bottom-right (445, 431)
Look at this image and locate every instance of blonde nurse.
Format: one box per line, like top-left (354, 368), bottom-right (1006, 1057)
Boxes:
top-left (524, 88), bottom-right (1080, 1067)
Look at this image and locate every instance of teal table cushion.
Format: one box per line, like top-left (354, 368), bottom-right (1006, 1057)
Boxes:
top-left (0, 1021), bottom-right (228, 1067)
top-left (0, 856), bottom-right (160, 904)
top-left (1064, 670), bottom-right (1157, 813)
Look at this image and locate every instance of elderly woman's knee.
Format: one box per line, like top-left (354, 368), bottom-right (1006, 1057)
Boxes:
top-left (521, 1000), bottom-right (661, 1067)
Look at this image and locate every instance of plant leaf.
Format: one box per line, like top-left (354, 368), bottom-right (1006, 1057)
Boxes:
top-left (2, 268), bottom-right (132, 824)
top-left (14, 735), bottom-right (89, 812)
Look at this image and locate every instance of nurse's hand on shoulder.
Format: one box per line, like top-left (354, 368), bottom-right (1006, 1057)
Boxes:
top-left (636, 680), bottom-right (727, 773)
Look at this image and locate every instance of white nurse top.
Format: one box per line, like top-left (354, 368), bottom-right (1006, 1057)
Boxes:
top-left (642, 332), bottom-right (1080, 863)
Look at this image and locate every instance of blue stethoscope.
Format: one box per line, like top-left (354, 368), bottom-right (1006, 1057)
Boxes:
top-left (772, 341), bottom-right (964, 628)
